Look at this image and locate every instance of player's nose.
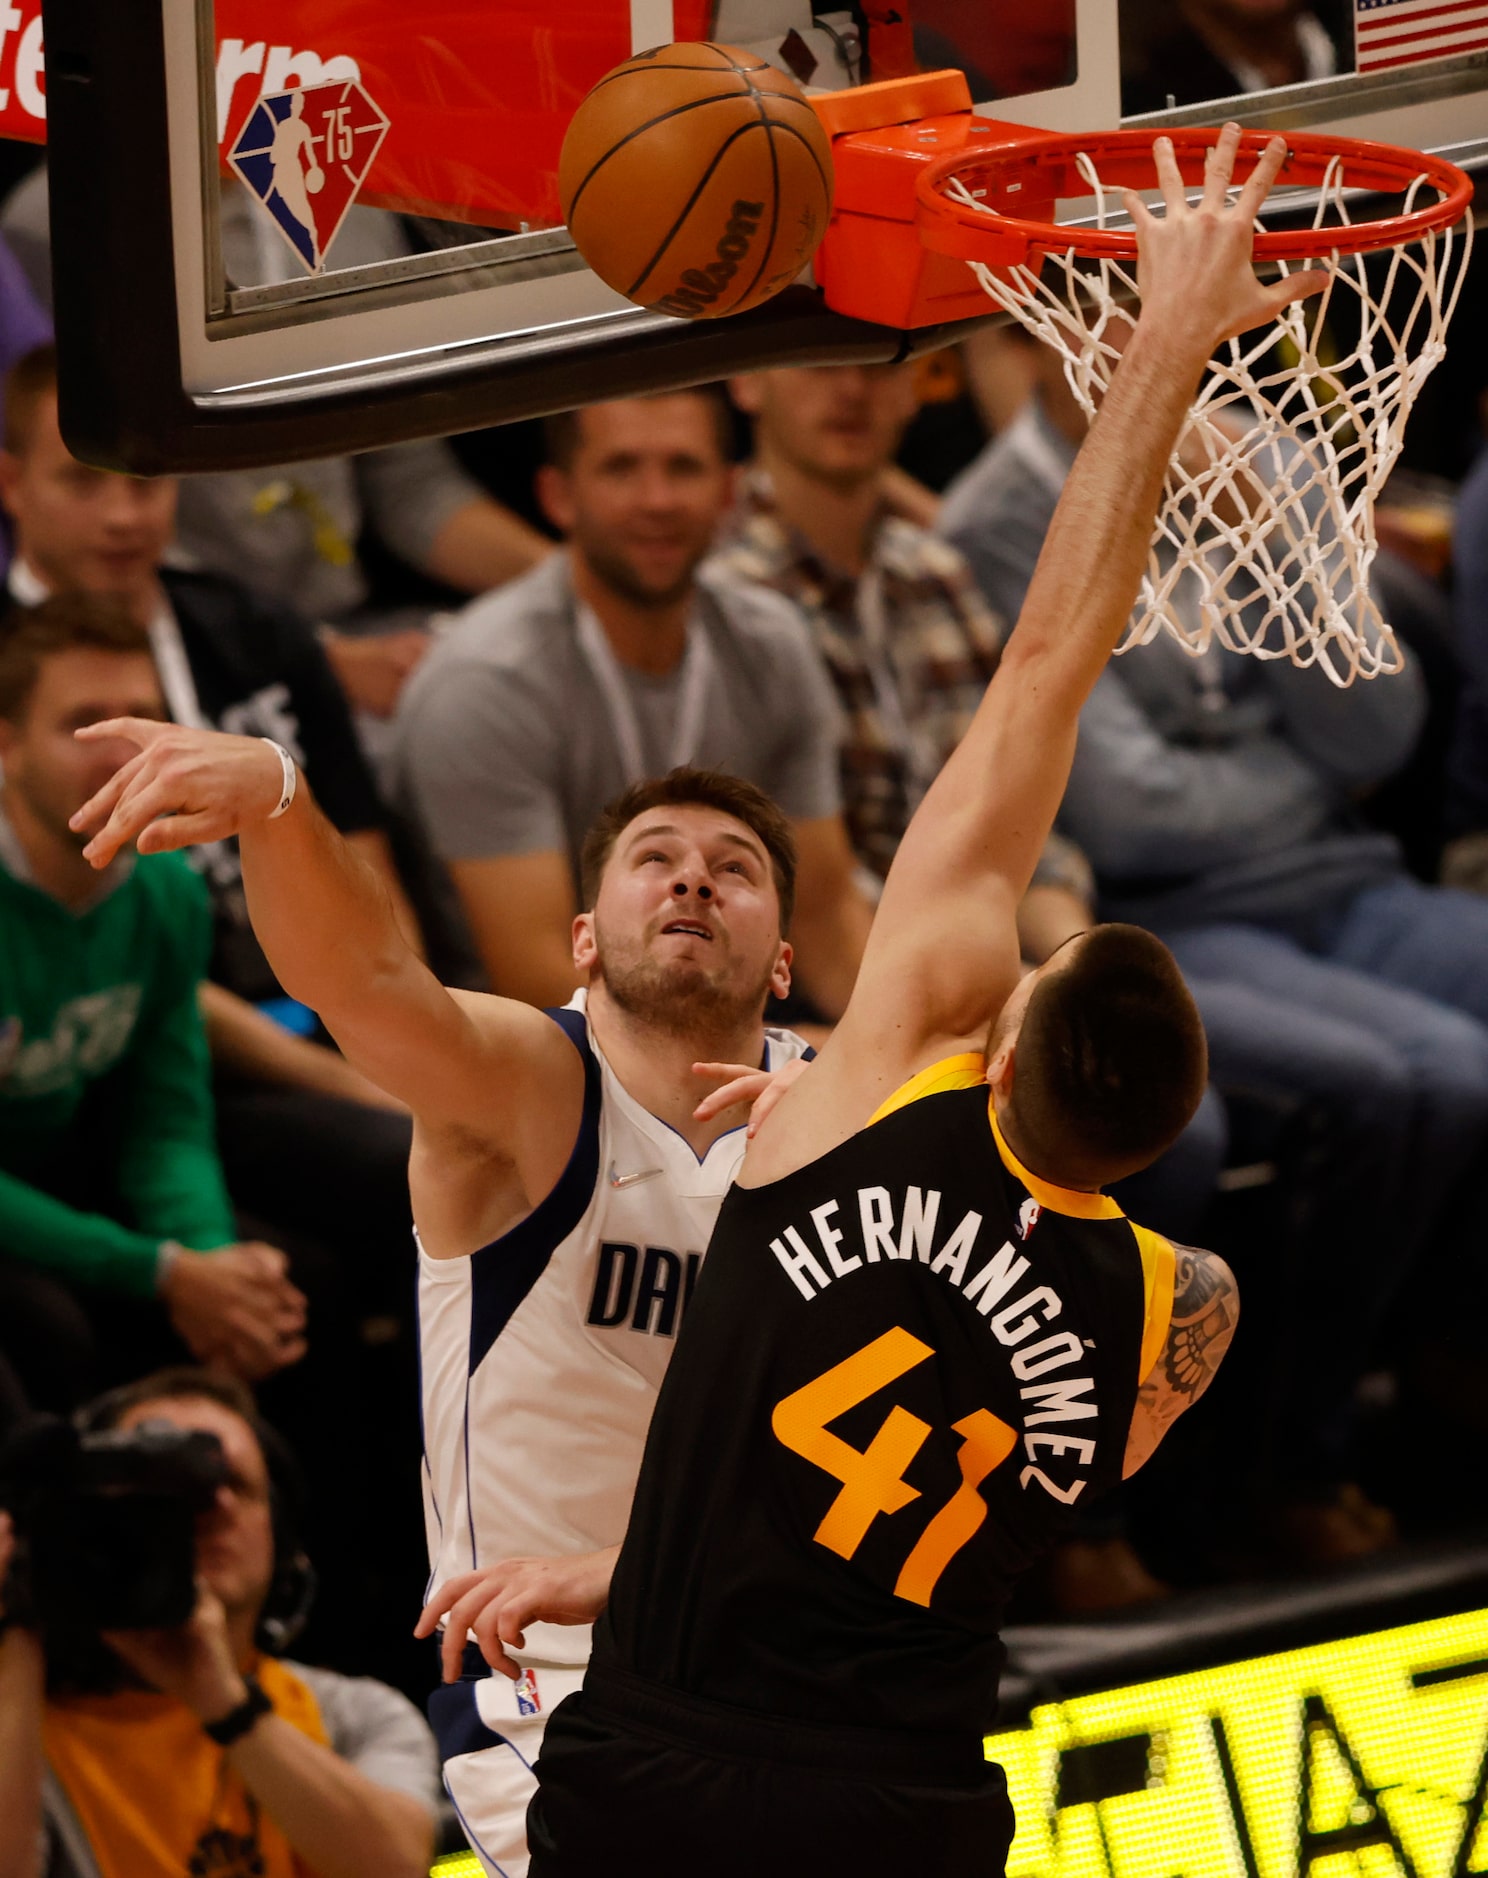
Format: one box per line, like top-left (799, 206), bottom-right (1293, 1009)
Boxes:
top-left (671, 877), bottom-right (713, 901)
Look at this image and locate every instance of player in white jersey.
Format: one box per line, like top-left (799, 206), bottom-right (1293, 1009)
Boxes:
top-left (414, 980), bottom-right (805, 1867)
top-left (70, 745), bottom-right (812, 1877)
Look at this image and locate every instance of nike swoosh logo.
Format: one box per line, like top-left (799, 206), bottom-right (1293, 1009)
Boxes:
top-left (609, 1163), bottom-right (664, 1190)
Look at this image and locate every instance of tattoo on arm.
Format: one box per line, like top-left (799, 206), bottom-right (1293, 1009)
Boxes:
top-left (1126, 1246), bottom-right (1238, 1473)
top-left (1162, 1248), bottom-right (1236, 1398)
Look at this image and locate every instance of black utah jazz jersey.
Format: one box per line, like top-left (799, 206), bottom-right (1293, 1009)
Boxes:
top-left (595, 1054), bottom-right (1176, 1739)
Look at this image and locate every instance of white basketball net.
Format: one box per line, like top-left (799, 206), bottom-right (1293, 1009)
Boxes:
top-left (947, 153), bottom-right (1472, 686)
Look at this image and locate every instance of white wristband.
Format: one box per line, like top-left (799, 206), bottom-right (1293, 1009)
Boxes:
top-left (261, 739), bottom-right (297, 820)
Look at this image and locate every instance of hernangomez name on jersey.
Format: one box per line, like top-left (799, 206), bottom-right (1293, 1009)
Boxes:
top-left (417, 988), bottom-right (810, 1666)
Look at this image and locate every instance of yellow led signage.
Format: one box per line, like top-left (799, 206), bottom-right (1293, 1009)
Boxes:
top-left (430, 1607), bottom-right (1488, 1877)
top-left (986, 1607), bottom-right (1488, 1877)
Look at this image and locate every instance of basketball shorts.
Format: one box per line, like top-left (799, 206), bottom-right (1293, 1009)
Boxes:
top-left (527, 1660), bottom-right (1016, 1878)
top-left (427, 1648), bottom-right (587, 1878)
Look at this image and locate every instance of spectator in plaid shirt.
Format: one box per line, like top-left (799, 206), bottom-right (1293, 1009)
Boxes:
top-left (720, 364), bottom-right (1095, 962)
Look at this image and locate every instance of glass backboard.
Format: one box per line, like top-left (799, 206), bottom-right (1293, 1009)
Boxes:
top-left (26, 0), bottom-right (1488, 472)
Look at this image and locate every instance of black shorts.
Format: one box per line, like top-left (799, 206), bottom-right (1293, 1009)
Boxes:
top-left (527, 1661), bottom-right (1017, 1878)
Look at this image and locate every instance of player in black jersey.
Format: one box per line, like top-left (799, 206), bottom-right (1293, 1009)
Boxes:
top-left (519, 126), bottom-right (1324, 1877)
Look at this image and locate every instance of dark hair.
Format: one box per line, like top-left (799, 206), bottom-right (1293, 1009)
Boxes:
top-left (579, 766), bottom-right (797, 929)
top-left (1008, 924), bottom-right (1207, 1187)
top-left (0, 593), bottom-right (152, 722)
top-left (80, 1365), bottom-right (262, 1437)
top-left (543, 385), bottom-right (735, 470)
top-left (3, 341), bottom-right (57, 455)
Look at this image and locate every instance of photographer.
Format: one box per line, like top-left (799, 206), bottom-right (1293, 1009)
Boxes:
top-left (0, 1369), bottom-right (438, 1878)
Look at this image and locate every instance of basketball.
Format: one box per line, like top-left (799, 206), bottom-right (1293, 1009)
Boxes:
top-left (559, 43), bottom-right (834, 320)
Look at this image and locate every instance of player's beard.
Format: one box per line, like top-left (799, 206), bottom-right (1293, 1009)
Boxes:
top-left (592, 924), bottom-right (776, 1044)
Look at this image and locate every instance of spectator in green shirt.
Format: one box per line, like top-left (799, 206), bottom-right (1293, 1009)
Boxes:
top-left (0, 593), bottom-right (306, 1419)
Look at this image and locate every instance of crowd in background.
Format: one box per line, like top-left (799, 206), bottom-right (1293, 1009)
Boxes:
top-left (1, 0), bottom-right (1487, 1812)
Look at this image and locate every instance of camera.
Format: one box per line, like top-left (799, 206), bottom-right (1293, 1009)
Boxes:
top-left (0, 1415), bottom-right (228, 1635)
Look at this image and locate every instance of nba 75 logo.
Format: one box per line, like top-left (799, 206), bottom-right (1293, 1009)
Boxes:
top-left (229, 80), bottom-right (390, 274)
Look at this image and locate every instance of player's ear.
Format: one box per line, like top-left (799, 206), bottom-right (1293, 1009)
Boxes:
top-left (769, 940), bottom-right (792, 1003)
top-left (986, 1036), bottom-right (1016, 1101)
top-left (572, 908), bottom-right (598, 974)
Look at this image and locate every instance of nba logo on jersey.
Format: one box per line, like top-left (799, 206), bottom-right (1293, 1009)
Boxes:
top-left (514, 1669), bottom-right (542, 1718)
top-left (229, 81), bottom-right (390, 274)
top-left (1016, 1197), bottom-right (1042, 1240)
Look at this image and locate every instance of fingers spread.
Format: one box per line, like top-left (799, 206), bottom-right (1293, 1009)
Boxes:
top-left (71, 749), bottom-right (147, 838)
top-left (1120, 188), bottom-right (1153, 231)
top-left (1264, 267), bottom-right (1329, 312)
top-left (81, 773), bottom-right (185, 867)
top-left (136, 810), bottom-right (233, 856)
top-left (473, 1598), bottom-right (524, 1680)
top-left (1152, 136), bottom-right (1185, 216)
top-left (1235, 133), bottom-right (1291, 223)
top-left (1199, 122), bottom-right (1241, 211)
top-left (415, 1571), bottom-right (485, 1638)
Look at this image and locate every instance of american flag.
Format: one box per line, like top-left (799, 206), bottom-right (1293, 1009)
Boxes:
top-left (1355, 0), bottom-right (1488, 72)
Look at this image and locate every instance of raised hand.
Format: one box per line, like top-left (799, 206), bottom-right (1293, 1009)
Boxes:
top-left (69, 721), bottom-right (291, 869)
top-left (1124, 125), bottom-right (1328, 362)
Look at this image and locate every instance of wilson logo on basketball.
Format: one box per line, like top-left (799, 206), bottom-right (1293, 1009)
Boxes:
top-left (653, 201), bottom-right (765, 317)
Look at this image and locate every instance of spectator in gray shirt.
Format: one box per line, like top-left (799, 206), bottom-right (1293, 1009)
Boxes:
top-left (395, 390), bottom-right (874, 1017)
top-left (941, 331), bottom-right (1488, 1559)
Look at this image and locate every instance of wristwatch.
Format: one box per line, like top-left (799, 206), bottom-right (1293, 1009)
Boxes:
top-left (203, 1674), bottom-right (273, 1746)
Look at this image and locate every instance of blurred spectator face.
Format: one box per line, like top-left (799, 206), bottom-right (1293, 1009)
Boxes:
top-left (116, 1395), bottom-right (276, 1625)
top-left (578, 803), bottom-right (789, 1027)
top-left (733, 365), bottom-right (919, 492)
top-left (0, 644), bottom-right (163, 845)
top-left (0, 391), bottom-right (178, 607)
top-left (537, 396), bottom-right (733, 608)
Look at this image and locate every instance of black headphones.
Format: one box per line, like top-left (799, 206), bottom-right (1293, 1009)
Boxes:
top-left (76, 1385), bottom-right (317, 1656)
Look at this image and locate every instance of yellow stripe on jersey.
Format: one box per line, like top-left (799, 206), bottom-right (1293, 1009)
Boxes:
top-left (865, 1050), bottom-right (1171, 1375)
top-left (1131, 1223), bottom-right (1176, 1383)
top-left (867, 1052), bottom-right (988, 1126)
top-left (987, 1102), bottom-right (1124, 1222)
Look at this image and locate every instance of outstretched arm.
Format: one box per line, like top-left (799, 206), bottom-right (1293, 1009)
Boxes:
top-left (834, 131), bottom-right (1326, 1073)
top-left (70, 725), bottom-right (579, 1136)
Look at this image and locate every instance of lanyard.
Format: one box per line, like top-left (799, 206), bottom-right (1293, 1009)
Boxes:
top-left (575, 601), bottom-right (715, 788)
top-left (146, 601), bottom-right (212, 729)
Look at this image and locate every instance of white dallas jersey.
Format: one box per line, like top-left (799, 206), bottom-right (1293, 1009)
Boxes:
top-left (418, 991), bottom-right (809, 1665)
